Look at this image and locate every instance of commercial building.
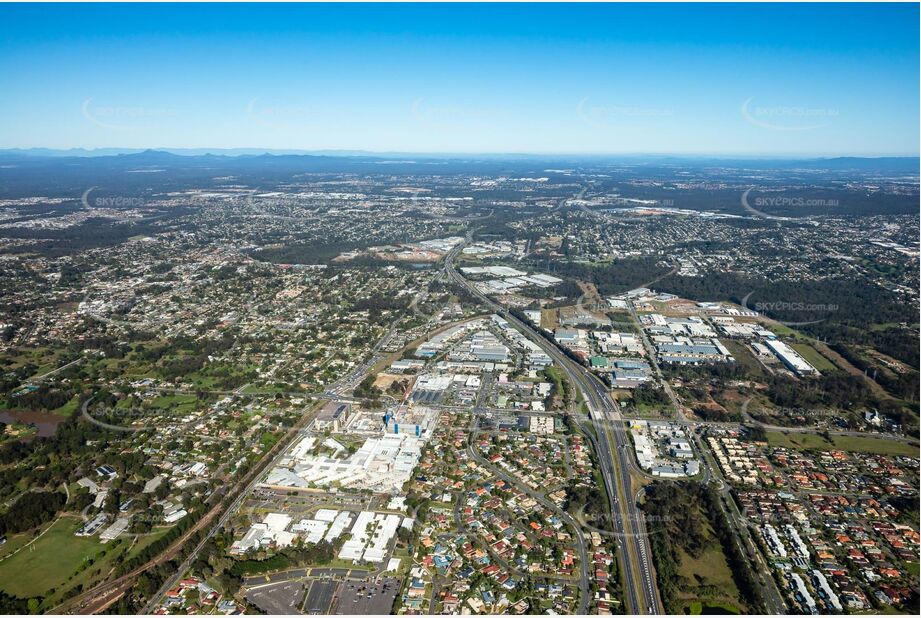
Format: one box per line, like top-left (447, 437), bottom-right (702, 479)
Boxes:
top-left (100, 516), bottom-right (131, 543)
top-left (554, 329), bottom-right (581, 345)
top-left (765, 340), bottom-right (819, 376)
top-left (338, 511), bottom-right (403, 564)
top-left (290, 510), bottom-right (353, 545)
top-left (265, 431), bottom-right (429, 494)
top-left (314, 401), bottom-right (352, 432)
top-left (387, 405), bottom-right (438, 438)
top-left (630, 420), bottom-right (701, 477)
top-left (529, 416), bottom-right (555, 435)
top-left (230, 513), bottom-right (296, 554)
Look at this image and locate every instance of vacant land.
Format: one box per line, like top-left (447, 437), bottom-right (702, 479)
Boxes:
top-left (674, 530), bottom-right (744, 614)
top-left (765, 431), bottom-right (919, 457)
top-left (373, 373), bottom-right (410, 392)
top-left (150, 393), bottom-right (199, 412)
top-left (722, 340), bottom-right (767, 378)
top-left (790, 342), bottom-right (837, 372)
top-left (540, 307), bottom-right (560, 330)
top-left (51, 395), bottom-right (81, 417)
top-left (644, 483), bottom-right (749, 614)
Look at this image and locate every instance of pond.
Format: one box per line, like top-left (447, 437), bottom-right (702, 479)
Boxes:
top-left (0, 409), bottom-right (66, 438)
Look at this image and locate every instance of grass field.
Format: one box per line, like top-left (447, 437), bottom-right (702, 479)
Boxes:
top-left (41, 525), bottom-right (175, 608)
top-left (790, 343), bottom-right (837, 372)
top-left (721, 340), bottom-right (766, 378)
top-left (125, 526), bottom-right (172, 560)
top-left (51, 395), bottom-right (81, 417)
top-left (0, 516), bottom-right (107, 599)
top-left (763, 321), bottom-right (797, 337)
top-left (150, 393), bottom-right (199, 412)
top-left (868, 322), bottom-right (903, 332)
top-left (766, 431), bottom-right (919, 457)
top-left (184, 372), bottom-right (219, 388)
top-left (674, 534), bottom-right (744, 614)
top-left (1, 522), bottom-right (174, 608)
top-left (676, 544), bottom-right (738, 591)
top-left (0, 522), bottom-right (50, 561)
top-left (687, 600), bottom-right (741, 614)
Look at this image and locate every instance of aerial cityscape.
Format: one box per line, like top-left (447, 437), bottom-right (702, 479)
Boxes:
top-left (0, 2), bottom-right (918, 617)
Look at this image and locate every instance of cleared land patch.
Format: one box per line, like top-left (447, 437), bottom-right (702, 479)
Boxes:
top-left (765, 430), bottom-right (919, 457)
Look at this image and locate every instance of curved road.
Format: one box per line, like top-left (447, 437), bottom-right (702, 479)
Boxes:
top-left (465, 426), bottom-right (591, 613)
top-left (445, 240), bottom-right (662, 614)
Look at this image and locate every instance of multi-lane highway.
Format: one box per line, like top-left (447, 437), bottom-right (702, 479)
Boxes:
top-left (627, 299), bottom-right (787, 613)
top-left (444, 242), bottom-right (662, 614)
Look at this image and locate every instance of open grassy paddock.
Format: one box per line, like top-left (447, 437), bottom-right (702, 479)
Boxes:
top-left (0, 516), bottom-right (108, 599)
top-left (789, 342), bottom-right (837, 372)
top-left (765, 430), bottom-right (919, 458)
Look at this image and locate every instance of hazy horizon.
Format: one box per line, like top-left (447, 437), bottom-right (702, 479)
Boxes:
top-left (3, 147), bottom-right (919, 160)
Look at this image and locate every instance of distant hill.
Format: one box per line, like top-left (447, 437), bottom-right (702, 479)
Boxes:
top-left (0, 148), bottom-right (917, 173)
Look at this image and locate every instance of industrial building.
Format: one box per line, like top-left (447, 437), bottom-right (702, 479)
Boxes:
top-left (765, 339), bottom-right (819, 376)
top-left (630, 421), bottom-right (701, 478)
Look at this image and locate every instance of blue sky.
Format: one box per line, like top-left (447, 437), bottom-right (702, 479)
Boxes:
top-left (0, 2), bottom-right (918, 155)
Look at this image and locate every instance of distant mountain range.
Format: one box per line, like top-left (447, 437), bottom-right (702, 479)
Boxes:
top-left (1, 148), bottom-right (918, 174)
top-left (2, 147), bottom-right (553, 160)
